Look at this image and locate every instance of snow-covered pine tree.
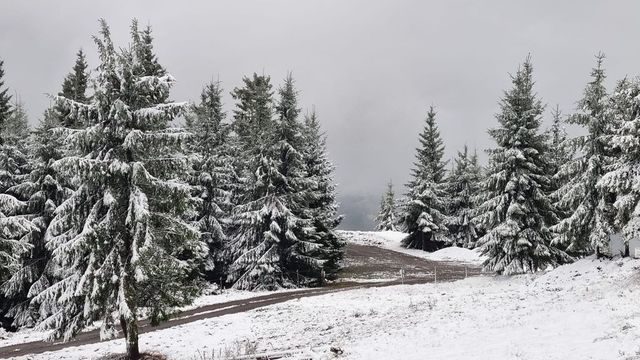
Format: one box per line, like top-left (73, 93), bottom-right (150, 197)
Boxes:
top-left (1, 109), bottom-right (73, 327)
top-left (272, 74), bottom-right (326, 286)
top-left (598, 77), bottom-right (640, 256)
top-left (301, 108), bottom-right (343, 282)
top-left (2, 100), bottom-right (29, 142)
top-left (400, 106), bottom-right (450, 251)
top-left (131, 20), bottom-right (166, 79)
top-left (31, 21), bottom-right (206, 359)
top-left (3, 50), bottom-right (93, 327)
top-left (185, 80), bottom-right (236, 282)
top-left (0, 98), bottom-right (35, 296)
top-left (547, 106), bottom-right (572, 177)
top-left (551, 54), bottom-right (616, 257)
top-left (227, 73), bottom-right (283, 290)
top-left (475, 56), bottom-right (569, 275)
top-left (0, 60), bottom-right (11, 132)
top-left (231, 73), bottom-right (275, 162)
top-left (0, 57), bottom-right (17, 285)
top-left (57, 49), bottom-right (90, 129)
top-left (228, 73), bottom-right (322, 289)
top-left (376, 180), bottom-right (398, 231)
top-left (447, 145), bottom-right (482, 248)
top-left (546, 106), bottom-right (574, 227)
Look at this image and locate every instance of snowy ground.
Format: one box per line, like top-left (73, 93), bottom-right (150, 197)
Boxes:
top-left (6, 256), bottom-right (640, 359)
top-left (338, 230), bottom-right (487, 264)
top-left (0, 287), bottom-right (309, 349)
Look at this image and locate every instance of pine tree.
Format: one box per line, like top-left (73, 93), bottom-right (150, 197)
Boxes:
top-left (300, 109), bottom-right (343, 282)
top-left (0, 99), bottom-right (34, 293)
top-left (1, 109), bottom-right (73, 327)
top-left (551, 54), bottom-right (616, 257)
top-left (447, 146), bottom-right (482, 248)
top-left (547, 106), bottom-right (572, 178)
top-left (400, 106), bottom-right (449, 251)
top-left (598, 77), bottom-right (640, 255)
top-left (228, 74), bottom-right (322, 289)
top-left (31, 21), bottom-right (206, 359)
top-left (546, 106), bottom-right (574, 227)
top-left (475, 56), bottom-right (569, 275)
top-left (226, 73), bottom-right (281, 290)
top-left (186, 80), bottom-right (235, 282)
top-left (231, 73), bottom-right (275, 162)
top-left (272, 74), bottom-right (323, 286)
top-left (0, 60), bottom-right (12, 135)
top-left (57, 49), bottom-right (90, 129)
top-left (1, 100), bottom-right (29, 143)
top-left (60, 50), bottom-right (89, 103)
top-left (2, 50), bottom-right (91, 326)
top-left (130, 20), bottom-right (166, 78)
top-left (376, 180), bottom-right (398, 231)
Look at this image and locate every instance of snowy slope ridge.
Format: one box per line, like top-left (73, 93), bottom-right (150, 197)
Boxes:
top-left (6, 256), bottom-right (639, 360)
top-left (339, 230), bottom-right (486, 264)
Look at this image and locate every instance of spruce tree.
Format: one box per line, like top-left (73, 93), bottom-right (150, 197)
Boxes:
top-left (400, 106), bottom-right (449, 251)
top-left (376, 180), bottom-right (398, 231)
top-left (228, 74), bottom-right (321, 289)
top-left (186, 80), bottom-right (235, 282)
top-left (300, 109), bottom-right (343, 282)
top-left (546, 106), bottom-right (574, 227)
top-left (3, 50), bottom-right (91, 326)
top-left (447, 146), bottom-right (482, 248)
top-left (0, 100), bottom-right (34, 293)
top-left (598, 77), bottom-right (640, 255)
top-left (272, 74), bottom-right (323, 286)
top-left (1, 109), bottom-right (72, 326)
top-left (547, 106), bottom-right (572, 177)
top-left (231, 73), bottom-right (275, 162)
top-left (227, 73), bottom-right (279, 290)
top-left (57, 49), bottom-right (90, 128)
top-left (60, 50), bottom-right (89, 103)
top-left (551, 54), bottom-right (616, 257)
top-left (0, 60), bottom-right (12, 135)
top-left (1, 100), bottom-right (29, 142)
top-left (32, 21), bottom-right (206, 359)
top-left (475, 57), bottom-right (569, 275)
top-left (131, 20), bottom-right (166, 78)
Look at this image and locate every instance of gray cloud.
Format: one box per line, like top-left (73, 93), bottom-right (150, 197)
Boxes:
top-left (1, 0), bottom-right (639, 229)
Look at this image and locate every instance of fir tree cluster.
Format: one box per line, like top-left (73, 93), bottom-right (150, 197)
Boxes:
top-left (0, 20), bottom-right (342, 359)
top-left (378, 54), bottom-right (640, 276)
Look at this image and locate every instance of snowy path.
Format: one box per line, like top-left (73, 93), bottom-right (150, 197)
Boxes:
top-left (0, 243), bottom-right (479, 359)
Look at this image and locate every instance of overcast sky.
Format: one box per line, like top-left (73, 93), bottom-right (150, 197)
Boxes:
top-left (1, 1), bottom-right (639, 229)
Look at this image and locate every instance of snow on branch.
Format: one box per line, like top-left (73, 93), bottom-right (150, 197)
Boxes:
top-left (133, 102), bottom-right (188, 123)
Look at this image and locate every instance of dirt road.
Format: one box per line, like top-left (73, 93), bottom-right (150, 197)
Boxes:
top-left (341, 243), bottom-right (480, 281)
top-left (0, 244), bottom-right (481, 359)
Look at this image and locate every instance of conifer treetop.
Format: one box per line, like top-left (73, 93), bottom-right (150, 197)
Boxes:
top-left (60, 49), bottom-right (89, 103)
top-left (411, 106), bottom-right (447, 184)
top-left (0, 59), bottom-right (13, 137)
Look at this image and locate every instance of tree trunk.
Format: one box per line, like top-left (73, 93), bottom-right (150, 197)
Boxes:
top-left (120, 316), bottom-right (127, 340)
top-left (125, 316), bottom-right (140, 360)
top-left (625, 242), bottom-right (630, 258)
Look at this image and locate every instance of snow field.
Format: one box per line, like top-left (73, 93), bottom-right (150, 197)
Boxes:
top-left (8, 256), bottom-right (639, 359)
